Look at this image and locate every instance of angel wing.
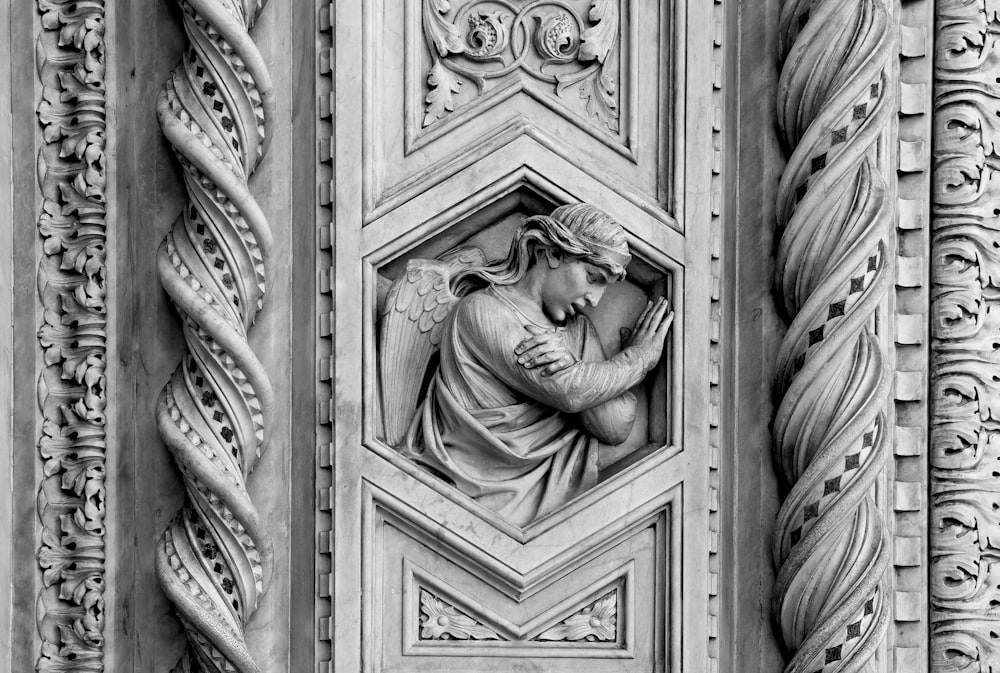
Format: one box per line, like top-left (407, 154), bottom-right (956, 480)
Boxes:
top-left (379, 247), bottom-right (487, 446)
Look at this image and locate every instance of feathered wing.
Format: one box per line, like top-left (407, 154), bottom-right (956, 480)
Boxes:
top-left (379, 247), bottom-right (487, 446)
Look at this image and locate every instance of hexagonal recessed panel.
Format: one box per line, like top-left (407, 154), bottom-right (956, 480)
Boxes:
top-left (364, 183), bottom-right (680, 530)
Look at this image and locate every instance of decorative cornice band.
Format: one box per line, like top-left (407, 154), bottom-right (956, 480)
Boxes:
top-left (153, 1), bottom-right (275, 671)
top-left (893, 0), bottom-right (932, 670)
top-left (772, 1), bottom-right (895, 671)
top-left (34, 0), bottom-right (109, 670)
top-left (930, 0), bottom-right (1000, 667)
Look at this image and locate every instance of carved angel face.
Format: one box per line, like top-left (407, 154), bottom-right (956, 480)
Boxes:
top-left (538, 253), bottom-right (615, 324)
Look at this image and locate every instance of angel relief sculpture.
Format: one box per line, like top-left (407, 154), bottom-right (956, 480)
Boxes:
top-left (379, 204), bottom-right (673, 526)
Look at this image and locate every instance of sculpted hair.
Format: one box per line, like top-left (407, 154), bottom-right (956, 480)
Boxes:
top-left (452, 204), bottom-right (631, 294)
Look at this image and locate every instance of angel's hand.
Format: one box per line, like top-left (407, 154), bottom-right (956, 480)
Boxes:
top-left (514, 325), bottom-right (579, 377)
top-left (624, 297), bottom-right (674, 371)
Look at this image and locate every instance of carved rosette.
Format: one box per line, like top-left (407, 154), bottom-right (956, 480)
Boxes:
top-left (153, 0), bottom-right (275, 671)
top-left (772, 1), bottom-right (894, 671)
top-left (930, 0), bottom-right (1000, 667)
top-left (34, 0), bottom-right (108, 670)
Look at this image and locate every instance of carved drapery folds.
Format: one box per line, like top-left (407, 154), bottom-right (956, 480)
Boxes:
top-left (931, 0), bottom-right (1000, 666)
top-left (35, 0), bottom-right (108, 670)
top-left (422, 0), bottom-right (621, 132)
top-left (153, 0), bottom-right (274, 671)
top-left (772, 1), bottom-right (894, 671)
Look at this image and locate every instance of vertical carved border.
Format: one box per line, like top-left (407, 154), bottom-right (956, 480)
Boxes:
top-left (707, 0), bottom-right (724, 669)
top-left (152, 1), bottom-right (276, 671)
top-left (771, 1), bottom-right (897, 671)
top-left (317, 1), bottom-right (335, 671)
top-left (34, 0), bottom-right (108, 670)
top-left (893, 0), bottom-right (932, 669)
top-left (930, 0), bottom-right (1000, 667)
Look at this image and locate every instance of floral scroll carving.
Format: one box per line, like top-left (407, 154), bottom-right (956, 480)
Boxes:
top-left (34, 0), bottom-right (108, 670)
top-left (422, 0), bottom-right (621, 131)
top-left (931, 0), bottom-right (1000, 667)
top-left (772, 1), bottom-right (894, 672)
top-left (153, 0), bottom-right (275, 671)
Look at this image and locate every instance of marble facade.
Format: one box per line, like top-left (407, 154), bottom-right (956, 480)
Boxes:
top-left (0, 0), bottom-right (975, 671)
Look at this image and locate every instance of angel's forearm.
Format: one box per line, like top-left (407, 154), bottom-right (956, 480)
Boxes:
top-left (512, 347), bottom-right (651, 414)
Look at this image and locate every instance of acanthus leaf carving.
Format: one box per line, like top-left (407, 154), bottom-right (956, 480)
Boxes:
top-left (34, 0), bottom-right (108, 669)
top-left (535, 590), bottom-right (617, 642)
top-left (419, 0), bottom-right (621, 133)
top-left (932, 0), bottom-right (1000, 662)
top-left (419, 591), bottom-right (504, 641)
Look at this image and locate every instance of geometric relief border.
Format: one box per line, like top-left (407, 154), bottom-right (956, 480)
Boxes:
top-left (894, 0), bottom-right (932, 670)
top-left (34, 0), bottom-right (109, 671)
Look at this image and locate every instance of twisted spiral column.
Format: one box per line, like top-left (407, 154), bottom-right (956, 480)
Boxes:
top-left (153, 1), bottom-right (275, 671)
top-left (772, 1), bottom-right (894, 671)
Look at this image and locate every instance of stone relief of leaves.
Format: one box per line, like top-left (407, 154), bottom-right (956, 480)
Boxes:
top-left (579, 0), bottom-right (619, 63)
top-left (423, 0), bottom-right (464, 57)
top-left (424, 60), bottom-right (463, 127)
top-left (419, 591), bottom-right (503, 640)
top-left (579, 69), bottom-right (620, 133)
top-left (535, 591), bottom-right (617, 641)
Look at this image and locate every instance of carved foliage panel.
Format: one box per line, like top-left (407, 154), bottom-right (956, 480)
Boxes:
top-left (363, 0), bottom-right (675, 224)
top-left (931, 0), bottom-right (1000, 666)
top-left (34, 0), bottom-right (108, 670)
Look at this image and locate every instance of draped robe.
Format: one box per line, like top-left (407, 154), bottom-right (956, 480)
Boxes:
top-left (402, 287), bottom-right (649, 525)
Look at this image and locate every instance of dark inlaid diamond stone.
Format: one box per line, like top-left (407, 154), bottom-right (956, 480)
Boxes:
top-left (803, 501), bottom-right (819, 522)
top-left (832, 127), bottom-right (848, 145)
top-left (850, 277), bottom-right (864, 293)
top-left (853, 104), bottom-right (867, 120)
top-left (863, 431), bottom-right (874, 448)
top-left (828, 300), bottom-right (846, 319)
top-left (823, 476), bottom-right (841, 495)
top-left (809, 326), bottom-right (825, 346)
top-left (847, 620), bottom-right (862, 639)
top-left (202, 81), bottom-right (217, 96)
top-left (825, 645), bottom-right (843, 663)
top-left (811, 153), bottom-right (827, 173)
top-left (845, 453), bottom-right (861, 470)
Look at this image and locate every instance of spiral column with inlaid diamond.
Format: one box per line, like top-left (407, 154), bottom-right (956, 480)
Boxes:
top-left (153, 1), bottom-right (274, 671)
top-left (772, 1), bottom-right (895, 671)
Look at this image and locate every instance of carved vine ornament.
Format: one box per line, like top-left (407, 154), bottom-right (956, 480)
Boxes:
top-left (35, 0), bottom-right (108, 670)
top-left (153, 0), bottom-right (275, 671)
top-left (772, 0), bottom-right (894, 671)
top-left (422, 0), bottom-right (621, 132)
top-left (931, 0), bottom-right (1000, 667)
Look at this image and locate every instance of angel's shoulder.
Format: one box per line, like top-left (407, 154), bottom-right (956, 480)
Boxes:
top-left (453, 290), bottom-right (522, 334)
